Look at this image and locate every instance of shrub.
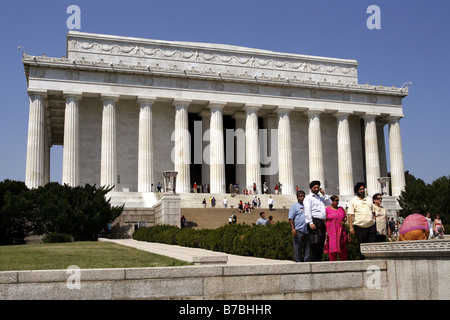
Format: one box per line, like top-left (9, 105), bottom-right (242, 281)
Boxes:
top-left (133, 222), bottom-right (297, 261)
top-left (133, 221), bottom-right (362, 261)
top-left (0, 180), bottom-right (123, 244)
top-left (42, 233), bottom-right (73, 243)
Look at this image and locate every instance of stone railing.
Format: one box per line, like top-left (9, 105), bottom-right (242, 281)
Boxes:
top-left (361, 239), bottom-right (450, 299)
top-left (2, 240), bottom-right (448, 300)
top-left (0, 260), bottom-right (386, 300)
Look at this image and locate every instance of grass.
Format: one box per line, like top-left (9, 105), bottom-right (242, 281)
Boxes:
top-left (0, 241), bottom-right (192, 271)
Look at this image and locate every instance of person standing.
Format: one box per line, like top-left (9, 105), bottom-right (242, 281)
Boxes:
top-left (373, 193), bottom-right (387, 242)
top-left (256, 212), bottom-right (268, 226)
top-left (324, 195), bottom-right (348, 261)
top-left (388, 217), bottom-right (396, 241)
top-left (434, 214), bottom-right (445, 239)
top-left (348, 182), bottom-right (377, 259)
top-left (304, 180), bottom-right (331, 262)
top-left (289, 190), bottom-right (310, 262)
top-left (426, 213), bottom-right (434, 239)
top-left (268, 196), bottom-right (274, 211)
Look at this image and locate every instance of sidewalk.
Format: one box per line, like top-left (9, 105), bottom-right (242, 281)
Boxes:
top-left (99, 238), bottom-right (295, 266)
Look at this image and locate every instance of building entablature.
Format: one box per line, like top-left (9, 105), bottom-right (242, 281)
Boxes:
top-left (23, 52), bottom-right (408, 99)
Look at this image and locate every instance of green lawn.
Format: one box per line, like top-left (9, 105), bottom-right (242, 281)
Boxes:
top-left (0, 241), bottom-right (192, 271)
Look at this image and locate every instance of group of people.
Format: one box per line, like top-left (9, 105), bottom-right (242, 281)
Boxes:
top-left (255, 211), bottom-right (275, 226)
top-left (192, 182), bottom-right (210, 193)
top-left (237, 197), bottom-right (261, 213)
top-left (289, 180), bottom-right (389, 262)
top-left (426, 213), bottom-right (446, 239)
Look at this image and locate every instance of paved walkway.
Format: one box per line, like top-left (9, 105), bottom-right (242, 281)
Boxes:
top-left (99, 238), bottom-right (295, 266)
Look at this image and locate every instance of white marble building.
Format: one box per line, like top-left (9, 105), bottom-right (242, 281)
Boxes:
top-left (23, 31), bottom-right (407, 204)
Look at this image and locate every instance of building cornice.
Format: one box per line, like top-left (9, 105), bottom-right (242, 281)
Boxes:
top-left (22, 53), bottom-right (409, 98)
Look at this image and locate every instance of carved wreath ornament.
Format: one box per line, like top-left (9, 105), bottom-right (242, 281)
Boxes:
top-left (68, 40), bottom-right (356, 76)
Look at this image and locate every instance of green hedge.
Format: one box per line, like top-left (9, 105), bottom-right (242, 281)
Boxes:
top-left (42, 233), bottom-right (73, 243)
top-left (133, 222), bottom-right (361, 261)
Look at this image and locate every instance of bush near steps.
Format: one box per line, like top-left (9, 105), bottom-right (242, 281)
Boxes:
top-left (132, 223), bottom-right (361, 261)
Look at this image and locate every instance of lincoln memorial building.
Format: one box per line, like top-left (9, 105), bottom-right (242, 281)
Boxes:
top-left (23, 31), bottom-right (407, 210)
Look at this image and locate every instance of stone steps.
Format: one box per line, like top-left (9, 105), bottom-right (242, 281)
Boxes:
top-left (180, 208), bottom-right (290, 229)
top-left (108, 191), bottom-right (297, 209)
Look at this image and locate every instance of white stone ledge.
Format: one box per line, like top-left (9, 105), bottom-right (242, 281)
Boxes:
top-left (0, 261), bottom-right (389, 300)
top-left (361, 239), bottom-right (450, 258)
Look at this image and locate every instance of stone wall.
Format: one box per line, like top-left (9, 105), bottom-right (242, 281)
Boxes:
top-left (0, 260), bottom-right (387, 300)
top-left (3, 240), bottom-right (447, 300)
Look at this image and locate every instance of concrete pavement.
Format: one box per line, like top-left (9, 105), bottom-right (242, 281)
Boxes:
top-left (99, 238), bottom-right (295, 266)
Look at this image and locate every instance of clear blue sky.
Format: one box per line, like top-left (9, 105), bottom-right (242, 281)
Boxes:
top-left (0, 0), bottom-right (448, 185)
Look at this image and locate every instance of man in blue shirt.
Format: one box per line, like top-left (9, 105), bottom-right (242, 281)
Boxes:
top-left (256, 212), bottom-right (268, 226)
top-left (289, 190), bottom-right (310, 262)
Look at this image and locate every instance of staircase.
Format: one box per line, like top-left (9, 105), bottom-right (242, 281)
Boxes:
top-left (108, 191), bottom-right (296, 210)
top-left (180, 193), bottom-right (297, 209)
top-left (108, 191), bottom-right (296, 230)
top-left (108, 192), bottom-right (161, 208)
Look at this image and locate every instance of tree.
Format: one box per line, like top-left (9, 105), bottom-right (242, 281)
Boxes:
top-left (31, 183), bottom-right (123, 241)
top-left (0, 180), bottom-right (124, 244)
top-left (397, 171), bottom-right (430, 216)
top-left (0, 180), bottom-right (34, 245)
top-left (398, 172), bottom-right (449, 223)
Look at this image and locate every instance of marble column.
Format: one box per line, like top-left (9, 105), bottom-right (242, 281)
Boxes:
top-left (137, 97), bottom-right (156, 192)
top-left (244, 104), bottom-right (261, 192)
top-left (62, 93), bottom-right (81, 187)
top-left (388, 116), bottom-right (406, 196)
top-left (43, 100), bottom-right (51, 185)
top-left (200, 110), bottom-right (210, 187)
top-left (173, 99), bottom-right (191, 193)
top-left (209, 102), bottom-right (226, 194)
top-left (100, 95), bottom-right (119, 191)
top-left (334, 111), bottom-right (354, 196)
top-left (233, 111), bottom-right (246, 189)
top-left (277, 107), bottom-right (294, 195)
top-left (306, 109), bottom-right (325, 184)
top-left (362, 113), bottom-right (381, 195)
top-left (25, 90), bottom-right (47, 189)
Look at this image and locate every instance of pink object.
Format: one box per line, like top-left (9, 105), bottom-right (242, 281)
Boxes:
top-left (399, 213), bottom-right (429, 236)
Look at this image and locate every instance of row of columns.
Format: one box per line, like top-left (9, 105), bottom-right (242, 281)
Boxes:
top-left (25, 91), bottom-right (406, 196)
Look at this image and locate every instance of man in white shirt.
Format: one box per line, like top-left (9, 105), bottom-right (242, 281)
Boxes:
top-left (303, 180), bottom-right (331, 261)
top-left (268, 196), bottom-right (274, 211)
top-left (223, 197), bottom-right (228, 208)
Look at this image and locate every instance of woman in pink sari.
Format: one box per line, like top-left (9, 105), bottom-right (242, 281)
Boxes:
top-left (324, 195), bottom-right (348, 261)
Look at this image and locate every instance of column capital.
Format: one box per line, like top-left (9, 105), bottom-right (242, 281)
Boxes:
top-left (208, 101), bottom-right (226, 111)
top-left (361, 112), bottom-right (380, 121)
top-left (276, 106), bottom-right (294, 115)
top-left (172, 99), bottom-right (191, 109)
top-left (387, 114), bottom-right (404, 123)
top-left (100, 94), bottom-right (119, 103)
top-left (305, 108), bottom-right (324, 118)
top-left (242, 104), bottom-right (262, 113)
top-left (333, 110), bottom-right (353, 119)
top-left (137, 96), bottom-right (157, 104)
top-left (63, 92), bottom-right (82, 100)
top-left (27, 89), bottom-right (47, 98)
